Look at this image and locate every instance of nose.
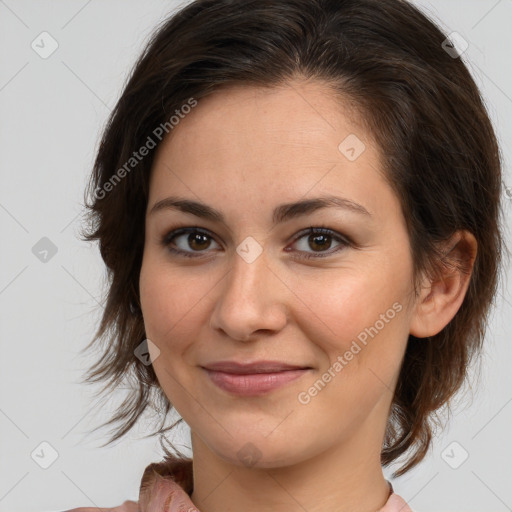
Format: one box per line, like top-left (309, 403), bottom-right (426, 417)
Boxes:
top-left (209, 246), bottom-right (288, 342)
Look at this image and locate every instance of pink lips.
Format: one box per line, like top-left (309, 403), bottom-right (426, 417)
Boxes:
top-left (201, 360), bottom-right (312, 396)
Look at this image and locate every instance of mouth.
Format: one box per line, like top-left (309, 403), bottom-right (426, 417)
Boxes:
top-left (200, 364), bottom-right (312, 396)
top-left (201, 360), bottom-right (313, 374)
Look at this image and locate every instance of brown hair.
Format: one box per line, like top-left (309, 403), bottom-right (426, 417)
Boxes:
top-left (80, 0), bottom-right (506, 477)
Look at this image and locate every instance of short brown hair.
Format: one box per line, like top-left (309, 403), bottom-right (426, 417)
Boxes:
top-left (80, 0), bottom-right (506, 477)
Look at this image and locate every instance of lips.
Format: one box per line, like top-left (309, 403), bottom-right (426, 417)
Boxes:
top-left (201, 360), bottom-right (312, 374)
top-left (202, 367), bottom-right (311, 396)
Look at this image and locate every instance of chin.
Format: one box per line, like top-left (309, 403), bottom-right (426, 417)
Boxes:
top-left (205, 434), bottom-right (309, 469)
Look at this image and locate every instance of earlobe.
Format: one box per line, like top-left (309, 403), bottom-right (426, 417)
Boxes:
top-left (409, 230), bottom-right (477, 339)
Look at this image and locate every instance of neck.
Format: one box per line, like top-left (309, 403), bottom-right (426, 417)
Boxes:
top-left (189, 426), bottom-right (391, 512)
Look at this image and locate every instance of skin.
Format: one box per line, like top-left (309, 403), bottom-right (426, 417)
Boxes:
top-left (68, 78), bottom-right (477, 512)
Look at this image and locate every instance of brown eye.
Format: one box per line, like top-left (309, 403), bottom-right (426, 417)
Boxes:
top-left (287, 227), bottom-right (351, 259)
top-left (308, 233), bottom-right (332, 251)
top-left (161, 228), bottom-right (220, 258)
top-left (187, 232), bottom-right (211, 251)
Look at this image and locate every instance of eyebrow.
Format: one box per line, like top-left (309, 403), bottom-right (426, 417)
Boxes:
top-left (148, 194), bottom-right (372, 224)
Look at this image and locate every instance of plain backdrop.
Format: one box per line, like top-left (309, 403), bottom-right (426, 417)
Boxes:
top-left (0, 1), bottom-right (511, 511)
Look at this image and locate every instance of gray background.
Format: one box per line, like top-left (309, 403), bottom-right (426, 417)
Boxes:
top-left (0, 1), bottom-right (511, 511)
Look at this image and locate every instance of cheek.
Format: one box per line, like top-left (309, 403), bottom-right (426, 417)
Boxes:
top-left (140, 256), bottom-right (189, 341)
top-left (295, 275), bottom-right (408, 430)
top-left (139, 258), bottom-right (201, 399)
top-left (294, 269), bottom-right (397, 345)
top-left (292, 263), bottom-right (410, 388)
top-left (139, 254), bottom-right (219, 353)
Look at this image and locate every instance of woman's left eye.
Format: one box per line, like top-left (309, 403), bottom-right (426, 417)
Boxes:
top-left (160, 226), bottom-right (352, 259)
top-left (287, 227), bottom-right (351, 259)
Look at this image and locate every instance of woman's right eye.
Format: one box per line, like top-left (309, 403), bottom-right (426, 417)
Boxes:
top-left (161, 227), bottom-right (220, 258)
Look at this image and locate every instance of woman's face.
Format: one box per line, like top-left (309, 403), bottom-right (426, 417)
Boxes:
top-left (139, 80), bottom-right (419, 468)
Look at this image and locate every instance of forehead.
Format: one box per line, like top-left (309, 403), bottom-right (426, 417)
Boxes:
top-left (148, 80), bottom-right (398, 225)
top-left (156, 80), bottom-right (368, 159)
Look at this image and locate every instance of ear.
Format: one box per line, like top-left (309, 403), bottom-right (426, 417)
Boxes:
top-left (409, 230), bottom-right (477, 338)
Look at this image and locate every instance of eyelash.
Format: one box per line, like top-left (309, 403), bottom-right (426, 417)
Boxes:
top-left (160, 225), bottom-right (353, 260)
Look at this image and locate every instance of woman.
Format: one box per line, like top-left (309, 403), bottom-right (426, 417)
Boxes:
top-left (71, 0), bottom-right (505, 510)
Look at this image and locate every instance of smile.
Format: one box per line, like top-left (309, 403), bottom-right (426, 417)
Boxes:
top-left (202, 368), bottom-right (311, 396)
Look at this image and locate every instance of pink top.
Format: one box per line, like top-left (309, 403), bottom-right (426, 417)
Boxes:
top-left (138, 454), bottom-right (413, 512)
